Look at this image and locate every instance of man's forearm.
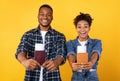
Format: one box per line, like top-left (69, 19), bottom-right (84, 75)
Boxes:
top-left (17, 52), bottom-right (27, 63)
top-left (54, 56), bottom-right (64, 66)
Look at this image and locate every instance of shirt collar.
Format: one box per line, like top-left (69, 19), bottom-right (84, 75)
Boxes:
top-left (74, 36), bottom-right (93, 45)
top-left (36, 26), bottom-right (54, 35)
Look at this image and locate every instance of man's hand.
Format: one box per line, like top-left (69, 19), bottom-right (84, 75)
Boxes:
top-left (42, 60), bottom-right (59, 72)
top-left (21, 59), bottom-right (40, 70)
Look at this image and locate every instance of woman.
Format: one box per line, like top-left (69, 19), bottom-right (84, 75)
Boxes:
top-left (66, 12), bottom-right (102, 81)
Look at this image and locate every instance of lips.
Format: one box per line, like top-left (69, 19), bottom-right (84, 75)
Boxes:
top-left (42, 20), bottom-right (48, 23)
top-left (80, 32), bottom-right (86, 35)
top-left (41, 19), bottom-right (50, 26)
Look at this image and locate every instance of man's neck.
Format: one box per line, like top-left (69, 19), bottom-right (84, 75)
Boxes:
top-left (39, 25), bottom-right (50, 31)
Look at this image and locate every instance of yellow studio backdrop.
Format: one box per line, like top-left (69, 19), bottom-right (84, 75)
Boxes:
top-left (0, 0), bottom-right (120, 81)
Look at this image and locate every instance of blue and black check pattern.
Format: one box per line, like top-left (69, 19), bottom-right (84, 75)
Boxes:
top-left (16, 26), bottom-right (67, 81)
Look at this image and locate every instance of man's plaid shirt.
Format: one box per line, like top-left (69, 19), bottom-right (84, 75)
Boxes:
top-left (16, 26), bottom-right (67, 81)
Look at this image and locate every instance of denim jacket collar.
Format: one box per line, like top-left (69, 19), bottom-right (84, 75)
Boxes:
top-left (74, 36), bottom-right (93, 46)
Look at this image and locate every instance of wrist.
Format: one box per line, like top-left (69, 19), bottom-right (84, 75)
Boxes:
top-left (54, 58), bottom-right (63, 67)
top-left (21, 58), bottom-right (27, 65)
top-left (89, 61), bottom-right (94, 66)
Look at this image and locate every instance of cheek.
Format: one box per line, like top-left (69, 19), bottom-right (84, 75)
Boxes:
top-left (76, 29), bottom-right (80, 34)
top-left (86, 29), bottom-right (90, 32)
top-left (49, 17), bottom-right (53, 21)
top-left (76, 28), bottom-right (81, 32)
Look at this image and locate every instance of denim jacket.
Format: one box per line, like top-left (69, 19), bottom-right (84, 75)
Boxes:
top-left (66, 37), bottom-right (102, 69)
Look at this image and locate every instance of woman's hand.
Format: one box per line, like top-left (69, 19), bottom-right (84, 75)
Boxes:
top-left (82, 62), bottom-right (93, 70)
top-left (70, 62), bottom-right (83, 71)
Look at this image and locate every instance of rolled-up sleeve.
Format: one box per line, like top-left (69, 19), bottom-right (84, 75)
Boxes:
top-left (56, 34), bottom-right (67, 64)
top-left (91, 40), bottom-right (102, 59)
top-left (66, 40), bottom-right (76, 56)
top-left (15, 33), bottom-right (29, 59)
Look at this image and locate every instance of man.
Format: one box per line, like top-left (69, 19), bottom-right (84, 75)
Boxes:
top-left (15, 4), bottom-right (66, 81)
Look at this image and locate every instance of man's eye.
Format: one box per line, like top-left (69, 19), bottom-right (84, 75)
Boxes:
top-left (40, 14), bottom-right (44, 16)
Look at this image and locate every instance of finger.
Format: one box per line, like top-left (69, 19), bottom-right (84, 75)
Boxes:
top-left (47, 64), bottom-right (55, 71)
top-left (42, 60), bottom-right (50, 67)
top-left (48, 67), bottom-right (55, 72)
top-left (83, 65), bottom-right (91, 70)
top-left (33, 60), bottom-right (41, 67)
top-left (45, 61), bottom-right (53, 69)
top-left (46, 61), bottom-right (57, 71)
top-left (29, 60), bottom-right (40, 69)
top-left (43, 60), bottom-right (52, 68)
top-left (30, 61), bottom-right (38, 66)
top-left (27, 64), bottom-right (36, 70)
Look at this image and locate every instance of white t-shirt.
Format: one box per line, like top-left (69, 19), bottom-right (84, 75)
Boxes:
top-left (41, 31), bottom-right (47, 44)
top-left (78, 39), bottom-right (87, 46)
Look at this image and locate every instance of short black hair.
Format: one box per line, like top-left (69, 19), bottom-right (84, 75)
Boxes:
top-left (74, 12), bottom-right (93, 27)
top-left (39, 4), bottom-right (53, 13)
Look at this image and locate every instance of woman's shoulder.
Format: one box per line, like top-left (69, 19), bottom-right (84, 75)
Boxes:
top-left (91, 38), bottom-right (101, 42)
top-left (88, 38), bottom-right (102, 45)
top-left (67, 38), bottom-right (77, 44)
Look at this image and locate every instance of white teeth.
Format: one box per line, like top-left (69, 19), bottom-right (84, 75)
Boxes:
top-left (42, 20), bottom-right (47, 22)
top-left (80, 32), bottom-right (86, 34)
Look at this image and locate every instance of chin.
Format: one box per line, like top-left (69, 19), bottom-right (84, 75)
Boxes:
top-left (41, 24), bottom-right (49, 27)
top-left (80, 36), bottom-right (87, 39)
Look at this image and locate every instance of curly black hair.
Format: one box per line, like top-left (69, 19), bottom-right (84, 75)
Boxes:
top-left (73, 12), bottom-right (93, 27)
top-left (39, 4), bottom-right (53, 13)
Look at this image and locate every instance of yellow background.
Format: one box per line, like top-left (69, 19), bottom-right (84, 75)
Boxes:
top-left (0, 0), bottom-right (120, 81)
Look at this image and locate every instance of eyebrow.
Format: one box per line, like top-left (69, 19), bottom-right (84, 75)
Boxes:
top-left (77, 23), bottom-right (89, 25)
